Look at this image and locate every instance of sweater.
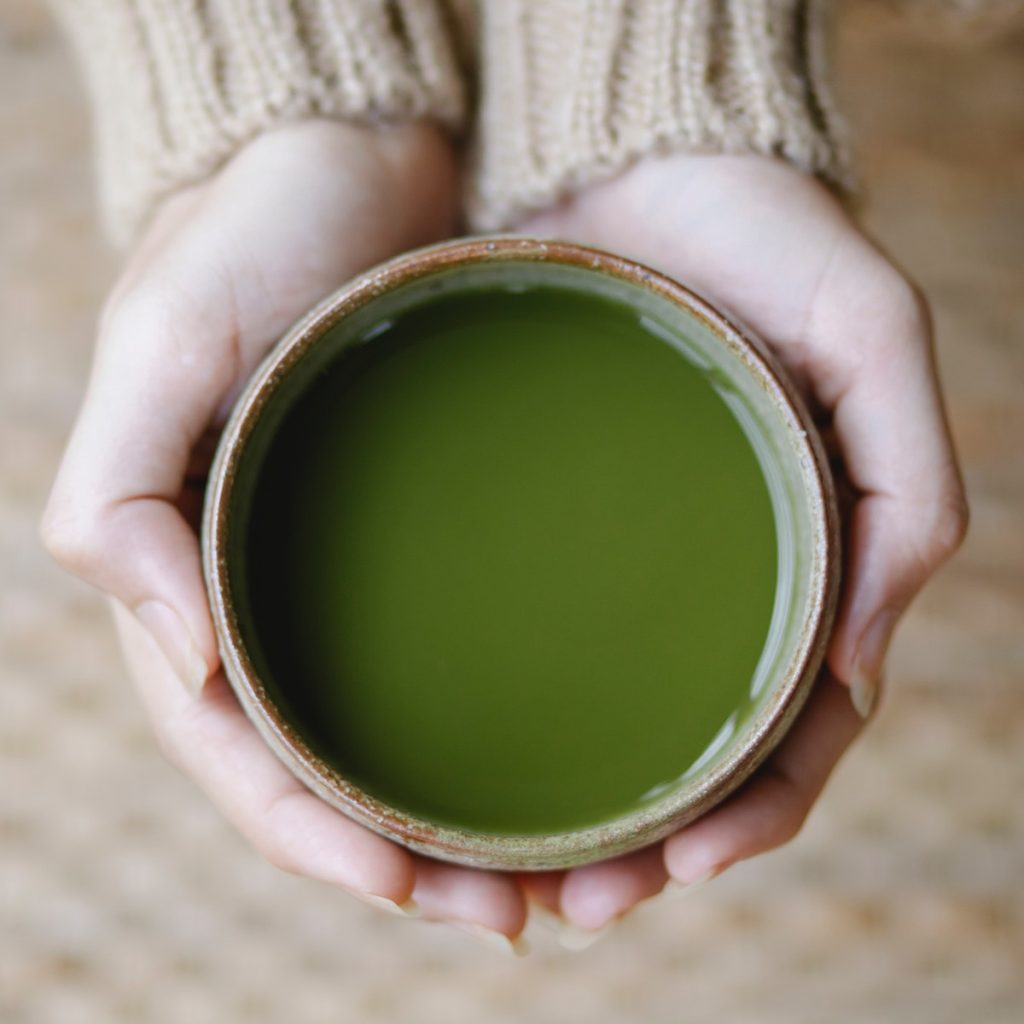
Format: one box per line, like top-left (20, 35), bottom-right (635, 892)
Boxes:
top-left (49, 0), bottom-right (850, 245)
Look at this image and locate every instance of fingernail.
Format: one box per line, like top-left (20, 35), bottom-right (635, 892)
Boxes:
top-left (850, 610), bottom-right (898, 720)
top-left (664, 866), bottom-right (719, 899)
top-left (850, 671), bottom-right (880, 720)
top-left (352, 892), bottom-right (420, 918)
top-left (558, 921), bottom-right (612, 952)
top-left (134, 600), bottom-right (210, 696)
top-left (456, 923), bottom-right (529, 956)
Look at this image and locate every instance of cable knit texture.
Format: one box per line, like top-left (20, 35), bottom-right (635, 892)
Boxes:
top-left (48, 0), bottom-right (466, 244)
top-left (467, 0), bottom-right (850, 230)
top-left (49, 0), bottom-right (855, 242)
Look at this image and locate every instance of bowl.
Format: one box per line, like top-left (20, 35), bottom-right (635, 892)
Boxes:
top-left (202, 237), bottom-right (839, 871)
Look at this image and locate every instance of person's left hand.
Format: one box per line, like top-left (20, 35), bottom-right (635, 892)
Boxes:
top-left (510, 153), bottom-right (967, 942)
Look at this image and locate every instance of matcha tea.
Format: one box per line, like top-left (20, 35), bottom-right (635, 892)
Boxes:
top-left (234, 284), bottom-right (777, 835)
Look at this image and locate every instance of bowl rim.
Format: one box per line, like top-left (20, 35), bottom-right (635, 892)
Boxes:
top-left (202, 236), bottom-right (840, 871)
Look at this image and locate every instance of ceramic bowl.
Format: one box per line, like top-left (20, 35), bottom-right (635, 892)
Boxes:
top-left (202, 237), bottom-right (839, 871)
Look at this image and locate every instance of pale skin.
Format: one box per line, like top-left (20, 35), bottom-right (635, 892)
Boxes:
top-left (42, 120), bottom-right (968, 946)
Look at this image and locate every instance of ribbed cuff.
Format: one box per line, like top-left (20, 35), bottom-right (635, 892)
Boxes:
top-left (467, 0), bottom-right (851, 231)
top-left (50, 0), bottom-right (466, 245)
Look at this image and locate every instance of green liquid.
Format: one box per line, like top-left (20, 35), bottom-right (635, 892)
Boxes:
top-left (235, 284), bottom-right (777, 835)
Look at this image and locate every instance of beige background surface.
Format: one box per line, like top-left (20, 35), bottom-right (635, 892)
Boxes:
top-left (2, 3), bottom-right (1022, 1022)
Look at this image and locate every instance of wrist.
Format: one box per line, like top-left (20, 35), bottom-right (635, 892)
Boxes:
top-left (468, 1), bottom-right (850, 233)
top-left (145, 119), bottom-right (459, 248)
top-left (53, 0), bottom-right (466, 246)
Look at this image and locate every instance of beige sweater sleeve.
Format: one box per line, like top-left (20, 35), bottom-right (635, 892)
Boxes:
top-left (51, 1), bottom-right (851, 244)
top-left (466, 0), bottom-right (850, 231)
top-left (48, 0), bottom-right (466, 245)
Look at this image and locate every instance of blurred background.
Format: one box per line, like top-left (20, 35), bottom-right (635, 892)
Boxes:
top-left (2, 2), bottom-right (1022, 1022)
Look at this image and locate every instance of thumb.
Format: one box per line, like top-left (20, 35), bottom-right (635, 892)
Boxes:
top-left (42, 287), bottom-right (238, 694)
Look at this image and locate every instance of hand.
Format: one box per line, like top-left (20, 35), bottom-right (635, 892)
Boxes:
top-left (42, 121), bottom-right (527, 946)
top-left (514, 154), bottom-right (968, 936)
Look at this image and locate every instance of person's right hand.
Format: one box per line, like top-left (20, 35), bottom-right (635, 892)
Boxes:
top-left (41, 120), bottom-right (528, 949)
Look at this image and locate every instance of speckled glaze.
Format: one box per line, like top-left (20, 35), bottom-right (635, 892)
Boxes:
top-left (201, 237), bottom-right (840, 872)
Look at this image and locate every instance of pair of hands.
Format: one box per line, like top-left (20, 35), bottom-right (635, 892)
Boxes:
top-left (43, 121), bottom-right (967, 948)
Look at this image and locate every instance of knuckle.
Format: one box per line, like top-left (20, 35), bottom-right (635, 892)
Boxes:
top-left (258, 835), bottom-right (302, 877)
top-left (775, 803), bottom-right (808, 848)
top-left (879, 276), bottom-right (932, 351)
top-left (149, 721), bottom-right (186, 772)
top-left (99, 277), bottom-right (238, 391)
top-left (105, 276), bottom-right (173, 324)
top-left (766, 772), bottom-right (812, 850)
top-left (256, 791), bottom-right (310, 877)
top-left (894, 276), bottom-right (929, 319)
top-left (924, 489), bottom-right (970, 563)
top-left (98, 283), bottom-right (168, 354)
top-left (98, 276), bottom-right (196, 368)
top-left (39, 500), bottom-right (103, 576)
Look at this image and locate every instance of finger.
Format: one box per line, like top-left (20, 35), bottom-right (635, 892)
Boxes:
top-left (113, 603), bottom-right (416, 905)
top-left (42, 286), bottom-right (242, 693)
top-left (559, 844), bottom-right (668, 932)
top-left (803, 257), bottom-right (968, 715)
top-left (517, 871), bottom-right (564, 915)
top-left (664, 673), bottom-right (862, 884)
top-left (413, 860), bottom-right (528, 943)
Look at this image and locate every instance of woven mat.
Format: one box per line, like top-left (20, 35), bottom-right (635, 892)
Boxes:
top-left (2, 5), bottom-right (1022, 1022)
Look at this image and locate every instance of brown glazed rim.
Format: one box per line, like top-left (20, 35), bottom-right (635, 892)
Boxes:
top-left (202, 237), bottom-right (840, 872)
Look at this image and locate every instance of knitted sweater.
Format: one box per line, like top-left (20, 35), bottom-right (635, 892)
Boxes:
top-left (50, 1), bottom-right (849, 245)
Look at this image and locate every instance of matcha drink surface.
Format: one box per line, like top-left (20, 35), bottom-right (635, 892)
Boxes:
top-left (235, 283), bottom-right (777, 835)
